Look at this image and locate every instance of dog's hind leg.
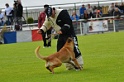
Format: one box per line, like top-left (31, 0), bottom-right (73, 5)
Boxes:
top-left (49, 63), bottom-right (62, 74)
top-left (48, 66), bottom-right (55, 74)
top-left (46, 66), bottom-right (52, 72)
top-left (48, 59), bottom-right (62, 74)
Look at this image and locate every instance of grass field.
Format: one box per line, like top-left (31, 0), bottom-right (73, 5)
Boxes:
top-left (0, 32), bottom-right (124, 82)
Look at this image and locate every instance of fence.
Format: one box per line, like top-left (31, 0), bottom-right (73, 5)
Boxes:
top-left (1, 15), bottom-right (124, 44)
top-left (73, 16), bottom-right (124, 35)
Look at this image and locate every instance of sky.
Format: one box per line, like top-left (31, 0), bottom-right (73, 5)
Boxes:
top-left (0, 0), bottom-right (122, 8)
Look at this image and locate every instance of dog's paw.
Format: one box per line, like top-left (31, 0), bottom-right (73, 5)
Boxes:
top-left (76, 69), bottom-right (80, 71)
top-left (75, 66), bottom-right (83, 70)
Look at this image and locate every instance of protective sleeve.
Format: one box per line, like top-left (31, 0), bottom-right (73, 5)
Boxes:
top-left (40, 17), bottom-right (52, 32)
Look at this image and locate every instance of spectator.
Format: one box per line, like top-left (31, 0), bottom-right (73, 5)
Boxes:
top-left (86, 4), bottom-right (94, 18)
top-left (81, 10), bottom-right (91, 35)
top-left (70, 11), bottom-right (79, 34)
top-left (70, 11), bottom-right (79, 20)
top-left (13, 0), bottom-right (23, 31)
top-left (79, 5), bottom-right (86, 18)
top-left (0, 10), bottom-right (5, 26)
top-left (115, 2), bottom-right (120, 9)
top-left (98, 6), bottom-right (103, 13)
top-left (108, 3), bottom-right (115, 16)
top-left (113, 7), bottom-right (121, 32)
top-left (38, 4), bottom-right (52, 48)
top-left (38, 7), bottom-right (84, 70)
top-left (93, 9), bottom-right (102, 18)
top-left (93, 6), bottom-right (97, 11)
top-left (4, 3), bottom-right (13, 25)
top-left (120, 3), bottom-right (124, 13)
top-left (94, 9), bottom-right (104, 33)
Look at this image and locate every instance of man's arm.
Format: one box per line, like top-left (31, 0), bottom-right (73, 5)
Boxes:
top-left (38, 13), bottom-right (42, 29)
top-left (58, 10), bottom-right (72, 34)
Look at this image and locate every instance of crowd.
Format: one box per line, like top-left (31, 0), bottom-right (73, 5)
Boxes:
top-left (70, 3), bottom-right (124, 34)
top-left (0, 0), bottom-right (23, 44)
top-left (0, 0), bottom-right (23, 31)
top-left (70, 3), bottom-right (124, 21)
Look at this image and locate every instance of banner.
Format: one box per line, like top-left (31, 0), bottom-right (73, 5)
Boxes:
top-left (3, 29), bottom-right (42, 44)
top-left (88, 20), bottom-right (108, 32)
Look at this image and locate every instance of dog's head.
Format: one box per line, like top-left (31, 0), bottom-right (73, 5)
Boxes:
top-left (64, 37), bottom-right (74, 48)
top-left (67, 37), bottom-right (73, 43)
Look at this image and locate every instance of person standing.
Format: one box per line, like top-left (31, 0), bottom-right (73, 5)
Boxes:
top-left (38, 4), bottom-right (52, 48)
top-left (13, 0), bottom-right (23, 31)
top-left (5, 3), bottom-right (13, 25)
top-left (113, 7), bottom-right (121, 32)
top-left (0, 10), bottom-right (5, 26)
top-left (37, 7), bottom-right (84, 70)
top-left (86, 4), bottom-right (94, 18)
top-left (120, 3), bottom-right (124, 13)
top-left (81, 10), bottom-right (91, 35)
top-left (79, 5), bottom-right (86, 18)
top-left (108, 3), bottom-right (115, 16)
top-left (70, 11), bottom-right (79, 34)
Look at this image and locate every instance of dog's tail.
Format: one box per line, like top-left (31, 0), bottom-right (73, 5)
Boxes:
top-left (35, 46), bottom-right (47, 60)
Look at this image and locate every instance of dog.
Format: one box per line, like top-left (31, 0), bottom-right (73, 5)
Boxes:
top-left (35, 37), bottom-right (81, 74)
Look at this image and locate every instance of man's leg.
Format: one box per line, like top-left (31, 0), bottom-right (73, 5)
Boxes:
top-left (42, 32), bottom-right (47, 47)
top-left (115, 20), bottom-right (119, 32)
top-left (7, 16), bottom-right (10, 25)
top-left (47, 29), bottom-right (52, 47)
top-left (57, 36), bottom-right (67, 51)
top-left (10, 16), bottom-right (13, 25)
top-left (17, 17), bottom-right (22, 30)
top-left (83, 23), bottom-right (87, 35)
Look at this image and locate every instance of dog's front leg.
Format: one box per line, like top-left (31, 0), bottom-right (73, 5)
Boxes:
top-left (67, 61), bottom-right (80, 70)
top-left (70, 52), bottom-right (82, 70)
top-left (72, 58), bottom-right (82, 70)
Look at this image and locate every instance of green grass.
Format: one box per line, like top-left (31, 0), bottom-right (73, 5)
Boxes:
top-left (0, 32), bottom-right (124, 82)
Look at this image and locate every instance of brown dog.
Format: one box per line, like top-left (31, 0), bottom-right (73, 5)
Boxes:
top-left (35, 37), bottom-right (81, 74)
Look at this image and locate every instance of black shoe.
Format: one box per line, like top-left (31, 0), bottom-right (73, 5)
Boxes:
top-left (43, 46), bottom-right (47, 48)
top-left (47, 45), bottom-right (51, 48)
top-left (0, 42), bottom-right (3, 44)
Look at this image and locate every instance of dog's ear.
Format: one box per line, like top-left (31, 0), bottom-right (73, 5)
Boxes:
top-left (67, 37), bottom-right (73, 43)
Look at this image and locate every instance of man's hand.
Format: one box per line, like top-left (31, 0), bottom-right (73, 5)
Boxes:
top-left (57, 30), bottom-right (62, 34)
top-left (37, 29), bottom-right (42, 34)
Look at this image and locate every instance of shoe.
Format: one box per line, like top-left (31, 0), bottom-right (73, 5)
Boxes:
top-left (84, 34), bottom-right (87, 35)
top-left (43, 46), bottom-right (47, 48)
top-left (0, 42), bottom-right (2, 44)
top-left (65, 63), bottom-right (75, 70)
top-left (66, 66), bottom-right (75, 70)
top-left (47, 46), bottom-right (51, 48)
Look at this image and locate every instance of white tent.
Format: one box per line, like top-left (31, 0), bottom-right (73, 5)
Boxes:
top-left (0, 0), bottom-right (122, 8)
